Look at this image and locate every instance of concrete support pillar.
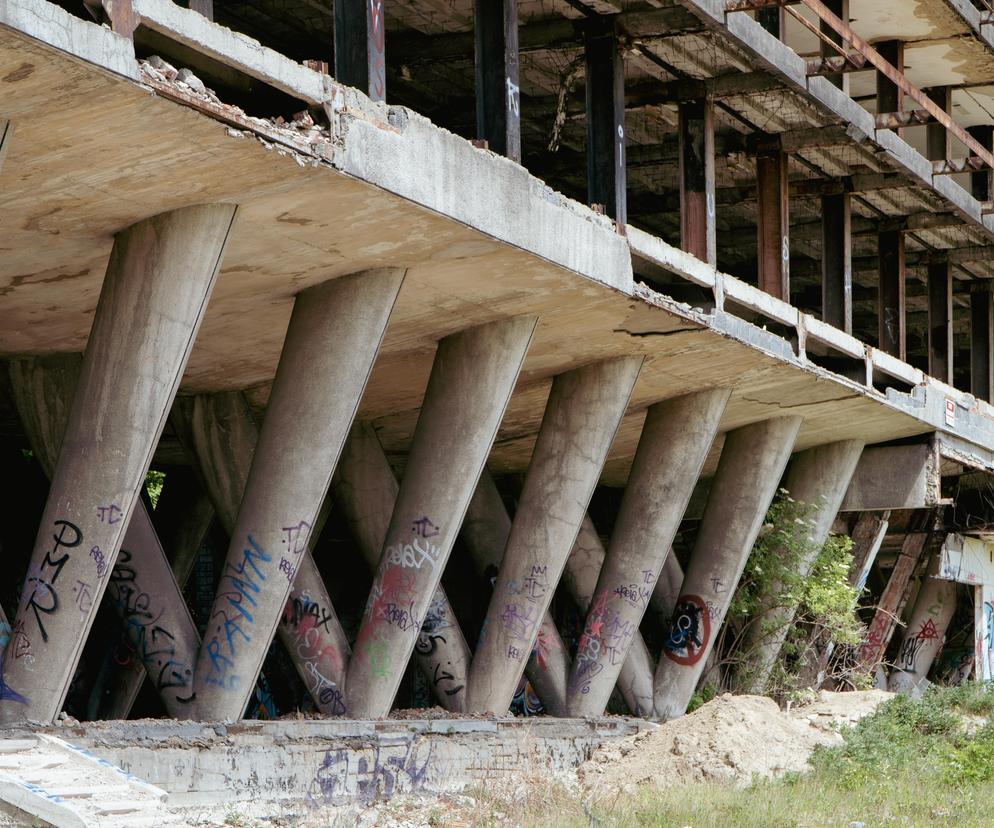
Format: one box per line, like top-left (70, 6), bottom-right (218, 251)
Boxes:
top-left (858, 530), bottom-right (930, 673)
top-left (679, 98), bottom-right (716, 266)
top-left (347, 316), bottom-right (537, 717)
top-left (0, 204), bottom-right (236, 725)
top-left (971, 282), bottom-right (994, 404)
top-left (566, 390), bottom-right (729, 716)
top-left (474, 0), bottom-right (520, 162)
top-left (466, 357), bottom-right (643, 715)
top-left (7, 354), bottom-right (205, 718)
top-left (584, 16), bottom-right (626, 224)
top-left (738, 440), bottom-right (864, 693)
top-left (190, 268), bottom-right (404, 720)
top-left (460, 470), bottom-right (576, 716)
top-left (332, 422), bottom-right (473, 711)
top-left (889, 557), bottom-right (957, 695)
top-left (177, 390), bottom-right (352, 716)
top-left (654, 416), bottom-right (802, 720)
top-left (756, 140), bottom-right (789, 301)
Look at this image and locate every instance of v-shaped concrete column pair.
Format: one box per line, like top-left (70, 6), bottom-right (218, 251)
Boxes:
top-left (0, 204), bottom-right (237, 724)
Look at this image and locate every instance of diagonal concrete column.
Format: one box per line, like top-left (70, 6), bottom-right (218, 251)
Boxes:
top-left (889, 556), bottom-right (956, 695)
top-left (9, 355), bottom-right (210, 718)
top-left (654, 416), bottom-right (803, 720)
top-left (0, 204), bottom-right (236, 724)
top-left (332, 422), bottom-right (472, 711)
top-left (346, 316), bottom-right (537, 717)
top-left (190, 268), bottom-right (404, 720)
top-left (176, 391), bottom-right (352, 716)
top-left (460, 470), bottom-right (573, 715)
top-left (567, 390), bottom-right (729, 716)
top-left (739, 439), bottom-right (864, 693)
top-left (466, 357), bottom-right (643, 715)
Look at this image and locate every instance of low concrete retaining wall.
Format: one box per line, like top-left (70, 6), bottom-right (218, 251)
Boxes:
top-left (13, 717), bottom-right (650, 811)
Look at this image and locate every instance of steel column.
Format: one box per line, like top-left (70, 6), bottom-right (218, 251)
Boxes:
top-left (756, 142), bottom-right (789, 300)
top-left (971, 283), bottom-right (994, 404)
top-left (876, 40), bottom-right (904, 136)
top-left (335, 0), bottom-right (386, 101)
top-left (821, 192), bottom-right (852, 333)
top-left (927, 261), bottom-right (954, 384)
top-left (346, 316), bottom-right (537, 717)
top-left (585, 17), bottom-right (627, 224)
top-left (679, 98), bottom-right (716, 266)
top-left (466, 357), bottom-right (643, 715)
top-left (474, 0), bottom-right (520, 161)
top-left (878, 230), bottom-right (906, 360)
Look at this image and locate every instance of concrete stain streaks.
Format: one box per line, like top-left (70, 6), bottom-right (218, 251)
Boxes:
top-left (0, 268), bottom-right (89, 298)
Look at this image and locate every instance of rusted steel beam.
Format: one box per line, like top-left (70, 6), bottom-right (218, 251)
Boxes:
top-left (819, 0), bottom-right (848, 89)
top-left (806, 53), bottom-right (867, 76)
top-left (800, 0), bottom-right (994, 170)
top-left (968, 126), bottom-right (993, 202)
top-left (874, 109), bottom-right (933, 130)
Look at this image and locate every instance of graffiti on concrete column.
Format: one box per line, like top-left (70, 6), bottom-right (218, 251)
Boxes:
top-left (574, 589), bottom-right (639, 693)
top-left (205, 534), bottom-right (272, 691)
top-left (280, 591), bottom-right (347, 714)
top-left (281, 520), bottom-right (311, 556)
top-left (662, 594), bottom-right (710, 666)
top-left (0, 618), bottom-right (25, 704)
top-left (23, 519), bottom-right (81, 646)
top-left (898, 618), bottom-right (940, 671)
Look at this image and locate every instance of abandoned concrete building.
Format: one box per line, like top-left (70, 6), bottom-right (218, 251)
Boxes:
top-left (1, 0), bottom-right (994, 818)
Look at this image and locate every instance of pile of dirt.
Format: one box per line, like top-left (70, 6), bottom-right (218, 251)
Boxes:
top-left (580, 690), bottom-right (892, 798)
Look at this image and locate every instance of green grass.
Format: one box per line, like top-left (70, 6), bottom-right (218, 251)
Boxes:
top-left (467, 684), bottom-right (994, 828)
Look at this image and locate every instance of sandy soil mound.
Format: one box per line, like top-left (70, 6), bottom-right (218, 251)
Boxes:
top-left (581, 690), bottom-right (893, 798)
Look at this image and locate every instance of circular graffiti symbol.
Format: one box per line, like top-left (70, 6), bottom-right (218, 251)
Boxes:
top-left (662, 594), bottom-right (710, 666)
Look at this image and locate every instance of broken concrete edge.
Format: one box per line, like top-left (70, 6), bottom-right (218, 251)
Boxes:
top-left (4, 715), bottom-right (655, 745)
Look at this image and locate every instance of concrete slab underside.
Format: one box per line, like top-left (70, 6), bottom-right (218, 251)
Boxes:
top-left (12, 717), bottom-right (649, 810)
top-left (1, 13), bottom-right (993, 491)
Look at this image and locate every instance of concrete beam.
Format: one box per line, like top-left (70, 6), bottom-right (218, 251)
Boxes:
top-left (737, 440), bottom-right (864, 694)
top-left (190, 268), bottom-right (404, 720)
top-left (654, 415), bottom-right (802, 720)
top-left (0, 204), bottom-right (235, 725)
top-left (346, 316), bottom-right (537, 717)
top-left (332, 422), bottom-right (473, 711)
top-left (566, 389), bottom-right (729, 716)
top-left (466, 357), bottom-right (643, 715)
top-left (840, 443), bottom-right (941, 512)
